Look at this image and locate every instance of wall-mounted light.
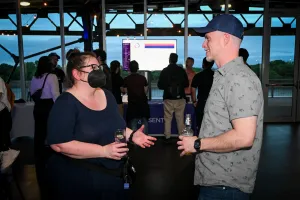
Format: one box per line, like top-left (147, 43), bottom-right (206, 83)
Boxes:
top-left (20, 1), bottom-right (30, 6)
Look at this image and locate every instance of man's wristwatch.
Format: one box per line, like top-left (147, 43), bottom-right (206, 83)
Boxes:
top-left (194, 138), bottom-right (202, 152)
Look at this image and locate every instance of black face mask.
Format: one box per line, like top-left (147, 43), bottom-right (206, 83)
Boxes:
top-left (80, 69), bottom-right (106, 88)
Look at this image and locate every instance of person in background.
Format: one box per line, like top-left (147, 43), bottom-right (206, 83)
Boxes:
top-left (158, 53), bottom-right (189, 142)
top-left (123, 60), bottom-right (150, 134)
top-left (0, 76), bottom-right (12, 163)
top-left (66, 48), bottom-right (80, 61)
top-left (30, 56), bottom-right (60, 199)
top-left (0, 76), bottom-right (19, 173)
top-left (178, 14), bottom-right (264, 200)
top-left (239, 48), bottom-right (252, 69)
top-left (110, 60), bottom-right (125, 116)
top-left (184, 57), bottom-right (196, 99)
top-left (46, 52), bottom-right (156, 200)
top-left (191, 57), bottom-right (214, 132)
top-left (48, 52), bottom-right (65, 94)
top-left (93, 49), bottom-right (112, 91)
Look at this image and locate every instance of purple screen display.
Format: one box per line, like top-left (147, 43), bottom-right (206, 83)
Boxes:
top-left (122, 43), bottom-right (130, 71)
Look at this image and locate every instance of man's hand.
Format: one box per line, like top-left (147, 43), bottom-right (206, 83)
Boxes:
top-left (177, 136), bottom-right (198, 157)
top-left (193, 101), bottom-right (197, 107)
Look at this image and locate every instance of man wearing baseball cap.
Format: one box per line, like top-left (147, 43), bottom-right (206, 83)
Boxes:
top-left (49, 52), bottom-right (65, 94)
top-left (177, 14), bottom-right (264, 199)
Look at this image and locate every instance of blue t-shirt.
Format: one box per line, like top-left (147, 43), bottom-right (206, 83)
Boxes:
top-left (47, 89), bottom-right (126, 169)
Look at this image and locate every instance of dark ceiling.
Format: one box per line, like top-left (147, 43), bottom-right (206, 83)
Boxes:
top-left (0, 0), bottom-right (299, 13)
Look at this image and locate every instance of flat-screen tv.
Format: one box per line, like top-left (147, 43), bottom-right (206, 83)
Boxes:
top-left (122, 39), bottom-right (177, 71)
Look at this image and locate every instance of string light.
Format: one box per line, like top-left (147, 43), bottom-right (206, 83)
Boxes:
top-left (189, 34), bottom-right (191, 36)
top-left (117, 34), bottom-right (119, 37)
top-left (44, 2), bottom-right (48, 6)
top-left (23, 14), bottom-right (36, 27)
top-left (140, 34), bottom-right (143, 36)
top-left (94, 15), bottom-right (97, 18)
top-left (1, 33), bottom-right (4, 35)
top-left (220, 4), bottom-right (232, 8)
top-left (178, 30), bottom-right (181, 33)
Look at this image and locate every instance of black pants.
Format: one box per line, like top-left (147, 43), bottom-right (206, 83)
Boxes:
top-left (33, 99), bottom-right (53, 200)
top-left (0, 107), bottom-right (12, 151)
top-left (195, 100), bottom-right (206, 133)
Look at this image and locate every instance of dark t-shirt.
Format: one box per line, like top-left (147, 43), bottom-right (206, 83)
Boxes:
top-left (123, 73), bottom-right (149, 121)
top-left (191, 69), bottom-right (214, 101)
top-left (111, 74), bottom-right (124, 104)
top-left (53, 67), bottom-right (65, 94)
top-left (157, 64), bottom-right (189, 100)
top-left (123, 73), bottom-right (148, 104)
top-left (47, 89), bottom-right (126, 170)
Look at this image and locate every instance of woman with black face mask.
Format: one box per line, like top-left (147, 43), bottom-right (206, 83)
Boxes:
top-left (45, 52), bottom-right (156, 200)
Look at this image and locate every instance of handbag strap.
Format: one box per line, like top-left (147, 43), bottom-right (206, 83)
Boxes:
top-left (41, 73), bottom-right (50, 90)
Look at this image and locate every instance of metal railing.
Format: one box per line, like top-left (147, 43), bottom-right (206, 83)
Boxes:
top-left (10, 79), bottom-right (295, 101)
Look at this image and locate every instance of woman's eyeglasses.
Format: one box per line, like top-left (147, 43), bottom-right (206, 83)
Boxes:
top-left (79, 64), bottom-right (101, 70)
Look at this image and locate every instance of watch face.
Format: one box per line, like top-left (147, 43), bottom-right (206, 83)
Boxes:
top-left (194, 139), bottom-right (200, 150)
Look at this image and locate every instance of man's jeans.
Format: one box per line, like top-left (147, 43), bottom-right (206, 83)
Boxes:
top-left (129, 118), bottom-right (148, 134)
top-left (199, 186), bottom-right (250, 200)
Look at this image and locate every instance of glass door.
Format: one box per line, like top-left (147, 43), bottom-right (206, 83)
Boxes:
top-left (265, 16), bottom-right (299, 122)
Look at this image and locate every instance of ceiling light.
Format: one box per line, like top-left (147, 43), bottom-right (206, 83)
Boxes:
top-left (20, 1), bottom-right (30, 6)
top-left (221, 4), bottom-right (232, 8)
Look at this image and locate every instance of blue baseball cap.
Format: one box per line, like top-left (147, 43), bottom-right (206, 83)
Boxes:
top-left (194, 14), bottom-right (244, 39)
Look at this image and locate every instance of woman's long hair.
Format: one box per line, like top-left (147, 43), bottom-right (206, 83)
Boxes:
top-left (34, 56), bottom-right (53, 78)
top-left (110, 60), bottom-right (121, 76)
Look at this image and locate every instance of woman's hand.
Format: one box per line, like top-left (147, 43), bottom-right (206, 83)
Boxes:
top-left (103, 142), bottom-right (129, 160)
top-left (132, 125), bottom-right (157, 148)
